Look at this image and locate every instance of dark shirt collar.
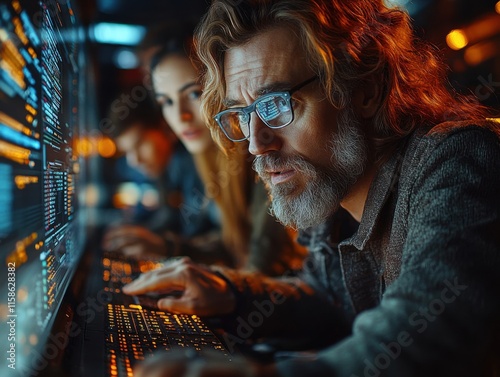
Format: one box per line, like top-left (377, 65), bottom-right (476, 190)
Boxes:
top-left (298, 149), bottom-right (404, 251)
top-left (346, 152), bottom-right (403, 250)
top-left (299, 132), bottom-right (422, 250)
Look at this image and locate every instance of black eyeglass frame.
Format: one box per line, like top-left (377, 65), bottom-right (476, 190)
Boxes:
top-left (214, 75), bottom-right (318, 142)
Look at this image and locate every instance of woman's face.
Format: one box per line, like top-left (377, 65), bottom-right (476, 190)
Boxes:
top-left (152, 54), bottom-right (213, 154)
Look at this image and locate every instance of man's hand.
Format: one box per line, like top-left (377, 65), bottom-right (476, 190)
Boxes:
top-left (102, 225), bottom-right (168, 260)
top-left (134, 349), bottom-right (278, 377)
top-left (122, 258), bottom-right (236, 316)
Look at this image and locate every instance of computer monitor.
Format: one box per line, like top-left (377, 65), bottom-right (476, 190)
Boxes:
top-left (0, 0), bottom-right (89, 374)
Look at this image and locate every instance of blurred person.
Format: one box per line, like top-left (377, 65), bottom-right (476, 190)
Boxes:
top-left (145, 26), bottom-right (307, 275)
top-left (102, 93), bottom-right (224, 262)
top-left (110, 93), bottom-right (173, 179)
top-left (124, 0), bottom-right (500, 376)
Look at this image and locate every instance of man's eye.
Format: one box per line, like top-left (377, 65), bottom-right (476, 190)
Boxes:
top-left (238, 112), bottom-right (250, 124)
top-left (277, 97), bottom-right (291, 112)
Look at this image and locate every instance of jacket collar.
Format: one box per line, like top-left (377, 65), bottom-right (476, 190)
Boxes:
top-left (345, 151), bottom-right (403, 251)
top-left (297, 152), bottom-right (403, 250)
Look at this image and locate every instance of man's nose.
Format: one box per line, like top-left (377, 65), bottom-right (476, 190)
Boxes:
top-left (248, 116), bottom-right (282, 156)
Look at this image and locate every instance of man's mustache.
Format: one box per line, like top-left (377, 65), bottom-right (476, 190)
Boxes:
top-left (252, 153), bottom-right (317, 178)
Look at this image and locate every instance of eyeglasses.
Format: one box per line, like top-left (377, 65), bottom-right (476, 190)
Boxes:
top-left (214, 76), bottom-right (318, 142)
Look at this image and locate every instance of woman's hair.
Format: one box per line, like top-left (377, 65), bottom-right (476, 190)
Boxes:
top-left (192, 143), bottom-right (253, 266)
top-left (148, 24), bottom-right (197, 73)
top-left (195, 0), bottom-right (491, 159)
top-left (149, 28), bottom-right (254, 266)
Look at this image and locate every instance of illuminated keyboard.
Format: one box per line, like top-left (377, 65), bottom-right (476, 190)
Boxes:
top-left (101, 257), bottom-right (231, 377)
top-left (102, 256), bottom-right (161, 288)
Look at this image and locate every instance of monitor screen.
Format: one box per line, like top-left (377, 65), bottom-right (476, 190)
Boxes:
top-left (0, 0), bottom-right (88, 374)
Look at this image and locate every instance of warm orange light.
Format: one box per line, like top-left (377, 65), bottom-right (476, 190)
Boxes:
top-left (112, 183), bottom-right (141, 208)
top-left (12, 0), bottom-right (21, 13)
top-left (0, 140), bottom-right (31, 165)
top-left (464, 46), bottom-right (482, 66)
top-left (15, 175), bottom-right (38, 189)
top-left (6, 233), bottom-right (37, 266)
top-left (496, 1), bottom-right (500, 14)
top-left (27, 47), bottom-right (37, 59)
top-left (446, 29), bottom-right (468, 50)
top-left (0, 39), bottom-right (27, 89)
top-left (112, 194), bottom-right (126, 209)
top-left (73, 161), bottom-right (80, 174)
top-left (18, 288), bottom-right (28, 302)
top-left (83, 184), bottom-right (100, 207)
top-left (13, 17), bottom-right (28, 45)
top-left (75, 137), bottom-right (93, 157)
top-left (0, 111), bottom-right (33, 136)
top-left (29, 334), bottom-right (38, 346)
top-left (97, 136), bottom-right (116, 158)
top-left (464, 41), bottom-right (496, 66)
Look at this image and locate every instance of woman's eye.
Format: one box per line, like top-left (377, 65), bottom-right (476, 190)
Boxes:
top-left (188, 90), bottom-right (202, 101)
top-left (157, 96), bottom-right (173, 107)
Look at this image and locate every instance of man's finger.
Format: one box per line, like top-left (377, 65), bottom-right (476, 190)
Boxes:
top-left (122, 268), bottom-right (185, 295)
top-left (157, 296), bottom-right (196, 315)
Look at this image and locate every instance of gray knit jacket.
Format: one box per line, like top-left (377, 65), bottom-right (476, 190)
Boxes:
top-left (219, 121), bottom-right (500, 377)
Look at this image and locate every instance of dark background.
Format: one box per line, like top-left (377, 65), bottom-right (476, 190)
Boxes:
top-left (74, 0), bottom-right (500, 212)
top-left (77, 0), bottom-right (500, 116)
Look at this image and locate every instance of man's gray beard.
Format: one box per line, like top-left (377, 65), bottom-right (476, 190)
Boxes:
top-left (253, 107), bottom-right (367, 230)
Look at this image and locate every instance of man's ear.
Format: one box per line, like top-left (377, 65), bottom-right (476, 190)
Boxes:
top-left (352, 73), bottom-right (383, 119)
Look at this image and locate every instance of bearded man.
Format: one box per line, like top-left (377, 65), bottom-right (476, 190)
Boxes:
top-left (124, 1), bottom-right (500, 376)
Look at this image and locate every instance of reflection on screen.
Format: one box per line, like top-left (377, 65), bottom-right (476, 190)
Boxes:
top-left (0, 0), bottom-right (87, 374)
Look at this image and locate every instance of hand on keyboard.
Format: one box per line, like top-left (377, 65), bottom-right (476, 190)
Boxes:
top-left (102, 225), bottom-right (168, 260)
top-left (122, 257), bottom-right (236, 317)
